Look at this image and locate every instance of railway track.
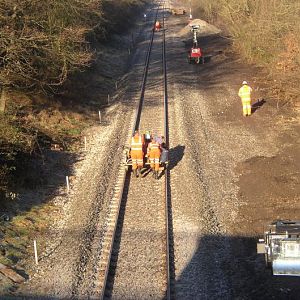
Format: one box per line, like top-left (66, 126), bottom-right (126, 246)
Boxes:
top-left (95, 3), bottom-right (173, 299)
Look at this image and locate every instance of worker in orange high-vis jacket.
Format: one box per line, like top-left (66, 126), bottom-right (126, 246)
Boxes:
top-left (238, 81), bottom-right (253, 116)
top-left (130, 130), bottom-right (144, 177)
top-left (147, 136), bottom-right (161, 179)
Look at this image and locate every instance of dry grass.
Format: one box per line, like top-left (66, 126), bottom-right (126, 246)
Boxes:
top-left (0, 0), bottom-right (148, 93)
top-left (0, 203), bottom-right (56, 267)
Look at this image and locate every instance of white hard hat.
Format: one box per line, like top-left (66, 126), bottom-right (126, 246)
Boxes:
top-left (242, 81), bottom-right (248, 85)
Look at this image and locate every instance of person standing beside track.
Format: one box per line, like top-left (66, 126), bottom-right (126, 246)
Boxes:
top-left (238, 81), bottom-right (253, 117)
top-left (130, 130), bottom-right (144, 178)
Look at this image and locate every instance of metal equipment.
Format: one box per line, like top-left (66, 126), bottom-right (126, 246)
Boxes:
top-left (188, 25), bottom-right (204, 64)
top-left (257, 220), bottom-right (300, 276)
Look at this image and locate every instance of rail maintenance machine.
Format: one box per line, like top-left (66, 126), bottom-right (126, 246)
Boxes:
top-left (257, 220), bottom-right (300, 276)
top-left (188, 25), bottom-right (204, 64)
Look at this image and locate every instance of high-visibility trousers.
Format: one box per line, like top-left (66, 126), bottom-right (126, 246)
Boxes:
top-left (131, 150), bottom-right (144, 170)
top-left (149, 150), bottom-right (161, 171)
top-left (242, 100), bottom-right (251, 116)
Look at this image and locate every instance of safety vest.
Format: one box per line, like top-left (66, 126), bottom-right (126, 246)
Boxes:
top-left (148, 141), bottom-right (160, 153)
top-left (238, 85), bottom-right (252, 101)
top-left (131, 135), bottom-right (143, 151)
top-left (149, 141), bottom-right (159, 149)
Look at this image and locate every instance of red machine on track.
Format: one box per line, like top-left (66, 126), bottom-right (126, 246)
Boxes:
top-left (154, 21), bottom-right (161, 32)
top-left (188, 46), bottom-right (203, 64)
top-left (188, 25), bottom-right (204, 64)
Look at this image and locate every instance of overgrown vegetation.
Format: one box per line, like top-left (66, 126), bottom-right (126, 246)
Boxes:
top-left (0, 0), bottom-right (148, 280)
top-left (190, 0), bottom-right (300, 103)
top-left (0, 0), bottom-right (99, 93)
top-left (0, 0), bottom-right (148, 202)
top-left (0, 0), bottom-right (146, 93)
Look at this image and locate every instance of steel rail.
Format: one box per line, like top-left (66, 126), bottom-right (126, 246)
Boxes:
top-left (99, 4), bottom-right (162, 299)
top-left (99, 2), bottom-right (174, 299)
top-left (132, 4), bottom-right (160, 134)
top-left (162, 5), bottom-right (171, 300)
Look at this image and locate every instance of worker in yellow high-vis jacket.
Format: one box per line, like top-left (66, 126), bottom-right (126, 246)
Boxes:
top-left (238, 81), bottom-right (253, 116)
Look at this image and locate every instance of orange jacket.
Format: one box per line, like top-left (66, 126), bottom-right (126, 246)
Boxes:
top-left (131, 134), bottom-right (144, 152)
top-left (147, 141), bottom-right (161, 156)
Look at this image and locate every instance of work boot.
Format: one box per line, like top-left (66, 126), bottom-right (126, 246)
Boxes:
top-left (155, 171), bottom-right (159, 179)
top-left (137, 168), bottom-right (140, 178)
top-left (133, 169), bottom-right (137, 177)
top-left (152, 169), bottom-right (156, 178)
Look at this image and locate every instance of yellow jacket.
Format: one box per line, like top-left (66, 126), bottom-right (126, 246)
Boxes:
top-left (238, 85), bottom-right (252, 102)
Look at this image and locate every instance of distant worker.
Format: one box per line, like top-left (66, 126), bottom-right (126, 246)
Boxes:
top-left (154, 20), bottom-right (161, 31)
top-left (147, 136), bottom-right (161, 179)
top-left (144, 130), bottom-right (151, 154)
top-left (238, 81), bottom-right (253, 117)
top-left (130, 130), bottom-right (144, 177)
top-left (145, 130), bottom-right (151, 142)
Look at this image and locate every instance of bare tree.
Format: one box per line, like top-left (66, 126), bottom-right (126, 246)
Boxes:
top-left (0, 0), bottom-right (103, 94)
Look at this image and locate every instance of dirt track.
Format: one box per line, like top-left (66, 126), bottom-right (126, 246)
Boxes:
top-left (5, 0), bottom-right (300, 299)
